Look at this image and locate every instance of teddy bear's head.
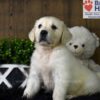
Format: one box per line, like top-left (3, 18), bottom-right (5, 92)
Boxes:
top-left (66, 26), bottom-right (100, 59)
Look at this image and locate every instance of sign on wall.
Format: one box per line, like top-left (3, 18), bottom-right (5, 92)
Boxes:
top-left (83, 0), bottom-right (100, 19)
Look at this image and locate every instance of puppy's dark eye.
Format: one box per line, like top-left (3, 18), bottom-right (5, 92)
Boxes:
top-left (69, 43), bottom-right (72, 45)
top-left (51, 25), bottom-right (57, 30)
top-left (38, 24), bottom-right (42, 28)
top-left (82, 44), bottom-right (85, 47)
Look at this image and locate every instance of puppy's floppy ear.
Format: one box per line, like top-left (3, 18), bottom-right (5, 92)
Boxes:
top-left (29, 27), bottom-right (35, 42)
top-left (92, 33), bottom-right (100, 47)
top-left (61, 23), bottom-right (72, 44)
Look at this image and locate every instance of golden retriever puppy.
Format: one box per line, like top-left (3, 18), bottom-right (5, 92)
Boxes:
top-left (23, 16), bottom-right (100, 100)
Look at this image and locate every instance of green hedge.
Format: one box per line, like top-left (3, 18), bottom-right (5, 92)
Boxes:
top-left (0, 39), bottom-right (34, 65)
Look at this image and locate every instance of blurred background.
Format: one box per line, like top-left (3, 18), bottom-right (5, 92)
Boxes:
top-left (0, 0), bottom-right (100, 64)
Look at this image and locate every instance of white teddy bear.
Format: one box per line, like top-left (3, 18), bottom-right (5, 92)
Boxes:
top-left (66, 26), bottom-right (100, 72)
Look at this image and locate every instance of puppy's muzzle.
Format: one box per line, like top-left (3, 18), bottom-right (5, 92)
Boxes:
top-left (39, 30), bottom-right (48, 42)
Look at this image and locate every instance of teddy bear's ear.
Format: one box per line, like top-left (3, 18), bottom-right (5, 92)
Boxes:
top-left (92, 33), bottom-right (100, 47)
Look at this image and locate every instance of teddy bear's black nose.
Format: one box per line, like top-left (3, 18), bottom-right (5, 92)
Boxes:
top-left (74, 45), bottom-right (78, 49)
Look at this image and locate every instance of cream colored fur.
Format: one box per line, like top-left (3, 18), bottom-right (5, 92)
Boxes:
top-left (23, 17), bottom-right (100, 100)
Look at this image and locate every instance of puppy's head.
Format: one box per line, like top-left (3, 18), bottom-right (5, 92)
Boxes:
top-left (29, 16), bottom-right (72, 47)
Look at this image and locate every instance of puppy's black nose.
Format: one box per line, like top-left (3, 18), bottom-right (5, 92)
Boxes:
top-left (74, 45), bottom-right (78, 49)
top-left (40, 30), bottom-right (48, 37)
top-left (40, 30), bottom-right (48, 41)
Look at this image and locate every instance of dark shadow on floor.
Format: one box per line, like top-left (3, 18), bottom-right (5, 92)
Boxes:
top-left (0, 88), bottom-right (100, 100)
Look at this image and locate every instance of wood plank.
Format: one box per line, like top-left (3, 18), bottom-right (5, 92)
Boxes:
top-left (42, 0), bottom-right (64, 20)
top-left (68, 0), bottom-right (87, 27)
top-left (8, 0), bottom-right (42, 38)
top-left (0, 0), bottom-right (10, 38)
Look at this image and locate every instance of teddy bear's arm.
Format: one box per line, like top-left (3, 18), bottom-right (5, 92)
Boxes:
top-left (88, 60), bottom-right (100, 72)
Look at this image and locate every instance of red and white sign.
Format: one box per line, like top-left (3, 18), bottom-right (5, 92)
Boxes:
top-left (83, 0), bottom-right (100, 19)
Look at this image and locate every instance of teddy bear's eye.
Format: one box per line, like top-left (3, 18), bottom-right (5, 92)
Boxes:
top-left (82, 44), bottom-right (85, 47)
top-left (38, 24), bottom-right (42, 28)
top-left (69, 43), bottom-right (72, 45)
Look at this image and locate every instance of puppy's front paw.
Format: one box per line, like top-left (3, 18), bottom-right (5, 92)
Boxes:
top-left (23, 88), bottom-right (33, 99)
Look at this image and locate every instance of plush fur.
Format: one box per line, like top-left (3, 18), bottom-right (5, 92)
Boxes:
top-left (23, 17), bottom-right (100, 100)
top-left (66, 26), bottom-right (100, 72)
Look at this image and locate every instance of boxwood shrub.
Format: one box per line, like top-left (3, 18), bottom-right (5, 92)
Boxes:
top-left (0, 39), bottom-right (34, 65)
